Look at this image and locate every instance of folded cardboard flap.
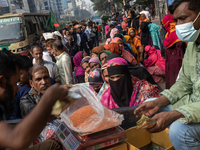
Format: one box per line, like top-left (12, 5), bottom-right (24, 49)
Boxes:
top-left (151, 130), bottom-right (174, 150)
top-left (125, 127), bottom-right (175, 150)
top-left (105, 142), bottom-right (128, 150)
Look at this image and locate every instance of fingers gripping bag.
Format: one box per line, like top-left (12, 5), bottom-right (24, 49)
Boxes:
top-left (61, 85), bottom-right (124, 134)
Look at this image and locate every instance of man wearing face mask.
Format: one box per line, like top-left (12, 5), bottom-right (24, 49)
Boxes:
top-left (134, 0), bottom-right (200, 149)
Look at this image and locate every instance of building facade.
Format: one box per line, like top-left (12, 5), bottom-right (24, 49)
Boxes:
top-left (76, 0), bottom-right (82, 9)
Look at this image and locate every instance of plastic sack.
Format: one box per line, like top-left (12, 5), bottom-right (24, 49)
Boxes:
top-left (39, 119), bottom-right (61, 142)
top-left (61, 85), bottom-right (124, 134)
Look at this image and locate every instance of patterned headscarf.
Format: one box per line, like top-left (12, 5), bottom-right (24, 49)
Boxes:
top-left (104, 43), bottom-right (120, 55)
top-left (88, 68), bottom-right (104, 85)
top-left (162, 14), bottom-right (181, 49)
top-left (107, 57), bottom-right (128, 68)
top-left (92, 46), bottom-right (105, 54)
top-left (111, 37), bottom-right (122, 44)
top-left (110, 28), bottom-right (119, 39)
top-left (106, 57), bottom-right (132, 107)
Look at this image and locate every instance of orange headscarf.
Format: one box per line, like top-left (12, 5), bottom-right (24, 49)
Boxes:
top-left (128, 27), bottom-right (138, 37)
top-left (139, 13), bottom-right (150, 33)
top-left (92, 46), bottom-right (105, 54)
top-left (126, 28), bottom-right (143, 65)
top-left (104, 43), bottom-right (120, 55)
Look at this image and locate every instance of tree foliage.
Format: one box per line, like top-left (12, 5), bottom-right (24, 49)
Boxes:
top-left (91, 0), bottom-right (154, 13)
top-left (91, 0), bottom-right (124, 12)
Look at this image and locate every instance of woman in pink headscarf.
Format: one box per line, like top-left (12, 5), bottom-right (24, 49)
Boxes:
top-left (122, 17), bottom-right (128, 31)
top-left (100, 57), bottom-right (160, 109)
top-left (105, 25), bottom-right (110, 35)
top-left (106, 28), bottom-right (119, 44)
top-left (144, 45), bottom-right (165, 83)
top-left (73, 51), bottom-right (85, 83)
top-left (111, 37), bottom-right (137, 65)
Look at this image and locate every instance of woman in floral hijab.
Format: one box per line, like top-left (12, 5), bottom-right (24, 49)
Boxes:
top-left (88, 68), bottom-right (104, 96)
top-left (100, 57), bottom-right (160, 109)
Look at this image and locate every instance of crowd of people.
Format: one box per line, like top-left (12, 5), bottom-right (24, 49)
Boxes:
top-left (0, 0), bottom-right (200, 149)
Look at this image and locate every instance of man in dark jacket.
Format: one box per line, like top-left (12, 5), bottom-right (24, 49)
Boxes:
top-left (77, 27), bottom-right (90, 55)
top-left (20, 65), bottom-right (52, 117)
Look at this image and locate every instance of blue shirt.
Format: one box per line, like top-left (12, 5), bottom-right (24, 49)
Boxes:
top-left (10, 84), bottom-right (31, 119)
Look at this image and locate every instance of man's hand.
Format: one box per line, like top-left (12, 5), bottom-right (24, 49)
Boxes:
top-left (144, 52), bottom-right (148, 58)
top-left (134, 100), bottom-right (160, 118)
top-left (44, 83), bottom-right (72, 102)
top-left (134, 96), bottom-right (170, 118)
top-left (139, 46), bottom-right (144, 54)
top-left (147, 111), bottom-right (184, 133)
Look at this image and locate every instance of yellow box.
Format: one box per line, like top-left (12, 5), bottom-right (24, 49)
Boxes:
top-left (125, 127), bottom-right (175, 150)
top-left (105, 142), bottom-right (128, 150)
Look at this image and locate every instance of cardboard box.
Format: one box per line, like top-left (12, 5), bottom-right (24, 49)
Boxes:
top-left (105, 142), bottom-right (128, 150)
top-left (125, 127), bottom-right (175, 150)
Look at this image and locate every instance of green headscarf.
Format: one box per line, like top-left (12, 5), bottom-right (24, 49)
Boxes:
top-left (98, 50), bottom-right (112, 66)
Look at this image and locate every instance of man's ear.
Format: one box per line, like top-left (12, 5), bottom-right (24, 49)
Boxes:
top-left (0, 75), bottom-right (7, 88)
top-left (29, 80), bottom-right (34, 88)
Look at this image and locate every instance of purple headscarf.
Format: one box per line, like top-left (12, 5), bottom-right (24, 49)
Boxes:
top-left (89, 57), bottom-right (100, 64)
top-left (73, 51), bottom-right (85, 78)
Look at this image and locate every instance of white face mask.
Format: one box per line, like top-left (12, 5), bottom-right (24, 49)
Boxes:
top-left (176, 12), bottom-right (200, 42)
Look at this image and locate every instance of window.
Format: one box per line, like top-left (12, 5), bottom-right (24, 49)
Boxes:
top-left (25, 16), bottom-right (36, 35)
top-left (35, 16), bottom-right (42, 31)
top-left (45, 7), bottom-right (49, 10)
top-left (44, 1), bottom-right (48, 6)
top-left (43, 16), bottom-right (47, 24)
top-left (77, 0), bottom-right (79, 2)
top-left (39, 16), bottom-right (45, 30)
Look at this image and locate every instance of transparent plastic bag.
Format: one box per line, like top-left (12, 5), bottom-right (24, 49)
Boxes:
top-left (61, 85), bottom-right (124, 134)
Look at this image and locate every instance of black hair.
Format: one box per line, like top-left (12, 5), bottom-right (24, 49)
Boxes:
top-left (110, 24), bottom-right (114, 28)
top-left (168, 0), bottom-right (200, 14)
top-left (0, 49), bottom-right (23, 81)
top-left (53, 40), bottom-right (64, 51)
top-left (96, 22), bottom-right (99, 25)
top-left (142, 6), bottom-right (146, 10)
top-left (33, 37), bottom-right (40, 43)
top-left (114, 33), bottom-right (123, 40)
top-left (116, 12), bottom-right (119, 15)
top-left (29, 65), bottom-right (48, 80)
top-left (41, 37), bottom-right (46, 42)
top-left (121, 30), bottom-right (128, 35)
top-left (20, 56), bottom-right (33, 70)
top-left (30, 43), bottom-right (43, 53)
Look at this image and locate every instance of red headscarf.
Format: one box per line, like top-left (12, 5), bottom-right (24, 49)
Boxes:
top-left (162, 14), bottom-right (181, 49)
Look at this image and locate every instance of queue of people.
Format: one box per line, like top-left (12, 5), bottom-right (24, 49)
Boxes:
top-left (0, 0), bottom-right (200, 149)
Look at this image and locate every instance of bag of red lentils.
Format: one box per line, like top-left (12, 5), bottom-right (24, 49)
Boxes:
top-left (61, 85), bottom-right (124, 134)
